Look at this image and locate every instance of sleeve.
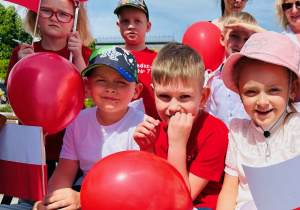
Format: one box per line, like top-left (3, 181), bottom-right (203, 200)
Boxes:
top-left (205, 77), bottom-right (218, 117)
top-left (82, 46), bottom-right (92, 65)
top-left (59, 121), bottom-right (78, 160)
top-left (224, 122), bottom-right (239, 177)
top-left (190, 122), bottom-right (229, 182)
top-left (4, 46), bottom-right (20, 85)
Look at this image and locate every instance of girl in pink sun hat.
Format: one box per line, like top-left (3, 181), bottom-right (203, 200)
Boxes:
top-left (217, 31), bottom-right (300, 209)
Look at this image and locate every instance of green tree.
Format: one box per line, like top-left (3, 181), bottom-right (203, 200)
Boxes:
top-left (88, 39), bottom-right (97, 52)
top-left (0, 3), bottom-right (32, 59)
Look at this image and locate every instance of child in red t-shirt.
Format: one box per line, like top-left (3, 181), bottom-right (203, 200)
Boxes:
top-left (5, 0), bottom-right (93, 176)
top-left (114, 0), bottom-right (159, 119)
top-left (134, 42), bottom-right (229, 209)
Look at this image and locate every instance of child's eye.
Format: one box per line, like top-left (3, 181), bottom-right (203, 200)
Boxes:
top-left (230, 34), bottom-right (238, 39)
top-left (121, 19), bottom-right (128, 23)
top-left (116, 81), bottom-right (127, 85)
top-left (269, 88), bottom-right (279, 93)
top-left (158, 94), bottom-right (169, 99)
top-left (59, 12), bottom-right (70, 17)
top-left (245, 90), bottom-right (256, 95)
top-left (135, 19), bottom-right (141, 23)
top-left (41, 8), bottom-right (52, 14)
top-left (180, 95), bottom-right (190, 98)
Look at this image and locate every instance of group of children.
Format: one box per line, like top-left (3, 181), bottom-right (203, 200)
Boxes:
top-left (4, 0), bottom-right (300, 209)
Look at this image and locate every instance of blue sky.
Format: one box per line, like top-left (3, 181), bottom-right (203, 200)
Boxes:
top-left (1, 0), bottom-right (280, 42)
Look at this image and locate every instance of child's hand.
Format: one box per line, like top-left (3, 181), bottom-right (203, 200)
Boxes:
top-left (17, 43), bottom-right (34, 60)
top-left (224, 23), bottom-right (267, 34)
top-left (133, 117), bottom-right (160, 152)
top-left (42, 188), bottom-right (81, 210)
top-left (168, 112), bottom-right (193, 147)
top-left (32, 201), bottom-right (46, 210)
top-left (68, 31), bottom-right (83, 60)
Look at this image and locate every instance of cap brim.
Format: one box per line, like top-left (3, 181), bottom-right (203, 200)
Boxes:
top-left (81, 64), bottom-right (136, 83)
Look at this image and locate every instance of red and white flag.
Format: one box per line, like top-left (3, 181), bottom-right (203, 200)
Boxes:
top-left (0, 124), bottom-right (47, 201)
top-left (2, 0), bottom-right (40, 12)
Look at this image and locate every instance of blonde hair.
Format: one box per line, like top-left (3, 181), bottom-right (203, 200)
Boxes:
top-left (222, 12), bottom-right (258, 34)
top-left (152, 42), bottom-right (205, 88)
top-left (23, 1), bottom-right (93, 46)
top-left (274, 0), bottom-right (290, 30)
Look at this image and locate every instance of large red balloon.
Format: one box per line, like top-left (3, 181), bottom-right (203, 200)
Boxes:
top-left (81, 151), bottom-right (194, 210)
top-left (7, 52), bottom-right (85, 135)
top-left (182, 21), bottom-right (225, 71)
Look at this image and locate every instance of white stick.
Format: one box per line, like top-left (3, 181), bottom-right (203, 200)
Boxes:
top-left (32, 0), bottom-right (42, 46)
top-left (69, 1), bottom-right (80, 62)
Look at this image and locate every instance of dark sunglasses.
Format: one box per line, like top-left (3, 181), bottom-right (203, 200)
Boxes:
top-left (282, 1), bottom-right (300, 12)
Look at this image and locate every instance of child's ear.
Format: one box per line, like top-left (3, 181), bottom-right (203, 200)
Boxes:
top-left (199, 86), bottom-right (211, 109)
top-left (116, 21), bottom-right (121, 32)
top-left (290, 78), bottom-right (299, 100)
top-left (146, 21), bottom-right (151, 33)
top-left (84, 77), bottom-right (91, 97)
top-left (150, 83), bottom-right (154, 93)
top-left (132, 83), bottom-right (143, 99)
top-left (220, 33), bottom-right (225, 47)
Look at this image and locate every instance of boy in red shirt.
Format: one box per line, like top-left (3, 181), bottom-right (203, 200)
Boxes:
top-left (134, 42), bottom-right (229, 209)
top-left (114, 0), bottom-right (159, 119)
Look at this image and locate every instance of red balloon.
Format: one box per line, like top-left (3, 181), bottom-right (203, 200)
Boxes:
top-left (7, 52), bottom-right (85, 135)
top-left (182, 21), bottom-right (225, 71)
top-left (81, 151), bottom-right (194, 210)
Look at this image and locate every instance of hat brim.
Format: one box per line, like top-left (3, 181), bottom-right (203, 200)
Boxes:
top-left (222, 52), bottom-right (300, 102)
top-left (81, 64), bottom-right (136, 83)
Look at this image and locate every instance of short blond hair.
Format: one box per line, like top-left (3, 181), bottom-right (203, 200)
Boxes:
top-left (222, 12), bottom-right (258, 34)
top-left (23, 2), bottom-right (93, 46)
top-left (152, 42), bottom-right (205, 88)
top-left (274, 0), bottom-right (290, 30)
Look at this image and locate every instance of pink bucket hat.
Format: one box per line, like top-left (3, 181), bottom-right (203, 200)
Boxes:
top-left (222, 31), bottom-right (300, 101)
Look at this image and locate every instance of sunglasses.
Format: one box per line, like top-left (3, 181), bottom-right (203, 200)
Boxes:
top-left (282, 1), bottom-right (300, 12)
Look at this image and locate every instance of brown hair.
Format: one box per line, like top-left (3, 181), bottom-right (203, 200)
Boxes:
top-left (152, 42), bottom-right (205, 88)
top-left (23, 1), bottom-right (93, 46)
top-left (222, 11), bottom-right (258, 34)
top-left (274, 0), bottom-right (290, 30)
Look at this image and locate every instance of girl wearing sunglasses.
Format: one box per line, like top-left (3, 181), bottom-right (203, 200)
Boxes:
top-left (275, 0), bottom-right (300, 46)
top-left (212, 0), bottom-right (248, 30)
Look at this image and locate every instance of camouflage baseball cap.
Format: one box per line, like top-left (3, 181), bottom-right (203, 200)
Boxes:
top-left (82, 46), bottom-right (138, 83)
top-left (114, 0), bottom-right (149, 20)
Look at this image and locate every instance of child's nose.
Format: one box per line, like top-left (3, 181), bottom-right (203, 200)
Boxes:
top-left (256, 93), bottom-right (269, 106)
top-left (128, 23), bottom-right (135, 29)
top-left (168, 99), bottom-right (181, 113)
top-left (106, 88), bottom-right (116, 93)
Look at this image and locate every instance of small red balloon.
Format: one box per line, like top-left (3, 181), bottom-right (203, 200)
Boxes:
top-left (7, 52), bottom-right (85, 135)
top-left (182, 21), bottom-right (225, 71)
top-left (81, 151), bottom-right (194, 210)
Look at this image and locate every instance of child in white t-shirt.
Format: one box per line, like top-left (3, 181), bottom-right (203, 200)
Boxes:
top-left (34, 46), bottom-right (146, 210)
top-left (217, 32), bottom-right (300, 209)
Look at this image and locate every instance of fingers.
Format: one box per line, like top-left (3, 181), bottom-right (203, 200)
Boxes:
top-left (18, 43), bottom-right (34, 60)
top-left (134, 117), bottom-right (161, 151)
top-left (68, 31), bottom-right (82, 58)
top-left (43, 188), bottom-right (80, 210)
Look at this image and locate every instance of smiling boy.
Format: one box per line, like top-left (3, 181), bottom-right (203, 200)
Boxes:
top-left (134, 42), bottom-right (229, 209)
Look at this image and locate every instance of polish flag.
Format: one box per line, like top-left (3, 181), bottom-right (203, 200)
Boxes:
top-left (2, 0), bottom-right (40, 12)
top-left (0, 124), bottom-right (47, 201)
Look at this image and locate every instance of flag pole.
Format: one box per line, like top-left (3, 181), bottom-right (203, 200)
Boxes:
top-left (69, 1), bottom-right (80, 62)
top-left (32, 0), bottom-right (42, 46)
top-left (40, 131), bottom-right (48, 197)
